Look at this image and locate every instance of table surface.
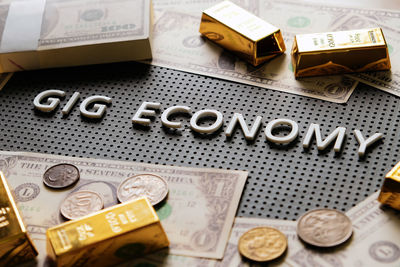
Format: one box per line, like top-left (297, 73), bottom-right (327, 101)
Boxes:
top-left (1, 0), bottom-right (400, 222)
top-left (0, 59), bottom-right (398, 220)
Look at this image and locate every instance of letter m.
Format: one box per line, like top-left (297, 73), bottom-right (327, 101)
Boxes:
top-left (303, 123), bottom-right (346, 152)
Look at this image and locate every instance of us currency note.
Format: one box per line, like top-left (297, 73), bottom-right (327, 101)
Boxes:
top-left (288, 191), bottom-right (400, 267)
top-left (125, 217), bottom-right (299, 267)
top-left (39, 0), bottom-right (149, 49)
top-left (0, 72), bottom-right (12, 90)
top-left (148, 0), bottom-right (359, 103)
top-left (0, 151), bottom-right (247, 266)
top-left (0, 0), bottom-right (149, 50)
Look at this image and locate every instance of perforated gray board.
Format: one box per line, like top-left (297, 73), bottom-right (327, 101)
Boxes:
top-left (0, 62), bottom-right (397, 220)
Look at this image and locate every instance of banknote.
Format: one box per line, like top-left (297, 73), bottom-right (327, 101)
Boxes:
top-left (39, 0), bottom-right (148, 49)
top-left (0, 72), bottom-right (12, 90)
top-left (0, 151), bottom-right (247, 266)
top-left (125, 217), bottom-right (300, 267)
top-left (0, 0), bottom-right (149, 50)
top-left (147, 0), bottom-right (359, 103)
top-left (288, 191), bottom-right (400, 267)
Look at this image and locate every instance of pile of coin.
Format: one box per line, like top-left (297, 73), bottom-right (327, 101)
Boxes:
top-left (43, 163), bottom-right (169, 220)
top-left (238, 208), bottom-right (352, 262)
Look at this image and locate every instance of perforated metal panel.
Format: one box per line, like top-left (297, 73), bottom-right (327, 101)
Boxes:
top-left (0, 62), bottom-right (398, 220)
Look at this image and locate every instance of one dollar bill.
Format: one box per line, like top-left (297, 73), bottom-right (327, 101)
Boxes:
top-left (0, 151), bottom-right (247, 266)
top-left (126, 217), bottom-right (299, 267)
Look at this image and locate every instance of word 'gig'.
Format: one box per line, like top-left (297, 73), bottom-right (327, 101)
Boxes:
top-left (132, 102), bottom-right (383, 157)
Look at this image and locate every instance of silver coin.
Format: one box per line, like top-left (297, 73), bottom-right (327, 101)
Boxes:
top-left (297, 208), bottom-right (352, 247)
top-left (60, 190), bottom-right (104, 220)
top-left (117, 173), bottom-right (169, 205)
top-left (43, 163), bottom-right (80, 189)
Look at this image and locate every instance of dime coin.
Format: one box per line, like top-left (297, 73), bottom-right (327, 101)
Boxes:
top-left (117, 174), bottom-right (169, 205)
top-left (238, 227), bottom-right (287, 262)
top-left (60, 190), bottom-right (103, 220)
top-left (297, 208), bottom-right (352, 247)
top-left (43, 163), bottom-right (80, 189)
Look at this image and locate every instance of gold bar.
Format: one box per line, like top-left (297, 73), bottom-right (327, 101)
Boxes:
top-left (0, 171), bottom-right (38, 266)
top-left (378, 161), bottom-right (400, 210)
top-left (46, 197), bottom-right (169, 267)
top-left (199, 1), bottom-right (285, 66)
top-left (291, 27), bottom-right (391, 78)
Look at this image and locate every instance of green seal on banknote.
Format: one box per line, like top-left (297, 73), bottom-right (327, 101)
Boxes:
top-left (156, 202), bottom-right (172, 220)
top-left (388, 44), bottom-right (394, 54)
top-left (287, 16), bottom-right (310, 28)
top-left (288, 63), bottom-right (294, 72)
top-left (115, 243), bottom-right (146, 259)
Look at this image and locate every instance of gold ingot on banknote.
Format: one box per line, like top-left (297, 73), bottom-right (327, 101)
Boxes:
top-left (46, 197), bottom-right (169, 267)
top-left (0, 171), bottom-right (38, 266)
top-left (0, 0), bottom-right (152, 73)
top-left (199, 1), bottom-right (286, 66)
top-left (291, 27), bottom-right (391, 78)
top-left (378, 161), bottom-right (400, 210)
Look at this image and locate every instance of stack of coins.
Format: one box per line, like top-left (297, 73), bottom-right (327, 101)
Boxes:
top-left (42, 164), bottom-right (170, 221)
top-left (40, 163), bottom-right (171, 266)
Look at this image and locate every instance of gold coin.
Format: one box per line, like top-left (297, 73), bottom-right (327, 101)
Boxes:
top-left (238, 227), bottom-right (287, 262)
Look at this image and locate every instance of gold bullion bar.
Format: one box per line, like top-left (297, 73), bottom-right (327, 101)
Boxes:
top-left (378, 161), bottom-right (400, 210)
top-left (291, 27), bottom-right (391, 78)
top-left (199, 0), bottom-right (285, 66)
top-left (46, 197), bottom-right (169, 267)
top-left (0, 171), bottom-right (38, 266)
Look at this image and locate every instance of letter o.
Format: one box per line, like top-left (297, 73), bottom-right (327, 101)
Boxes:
top-left (190, 109), bottom-right (223, 134)
top-left (265, 119), bottom-right (299, 144)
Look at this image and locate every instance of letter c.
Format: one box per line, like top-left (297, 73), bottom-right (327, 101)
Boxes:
top-left (161, 106), bottom-right (192, 129)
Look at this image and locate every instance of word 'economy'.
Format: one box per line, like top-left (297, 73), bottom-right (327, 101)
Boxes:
top-left (33, 90), bottom-right (383, 158)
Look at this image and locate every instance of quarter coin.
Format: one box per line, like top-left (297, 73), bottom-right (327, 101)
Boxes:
top-left (60, 190), bottom-right (104, 220)
top-left (297, 208), bottom-right (352, 247)
top-left (117, 173), bottom-right (169, 205)
top-left (238, 227), bottom-right (288, 262)
top-left (43, 163), bottom-right (80, 189)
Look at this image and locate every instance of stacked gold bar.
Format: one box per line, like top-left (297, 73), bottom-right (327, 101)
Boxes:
top-left (199, 1), bottom-right (285, 66)
top-left (378, 161), bottom-right (400, 210)
top-left (291, 27), bottom-right (391, 78)
top-left (0, 171), bottom-right (38, 266)
top-left (46, 197), bottom-right (169, 267)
